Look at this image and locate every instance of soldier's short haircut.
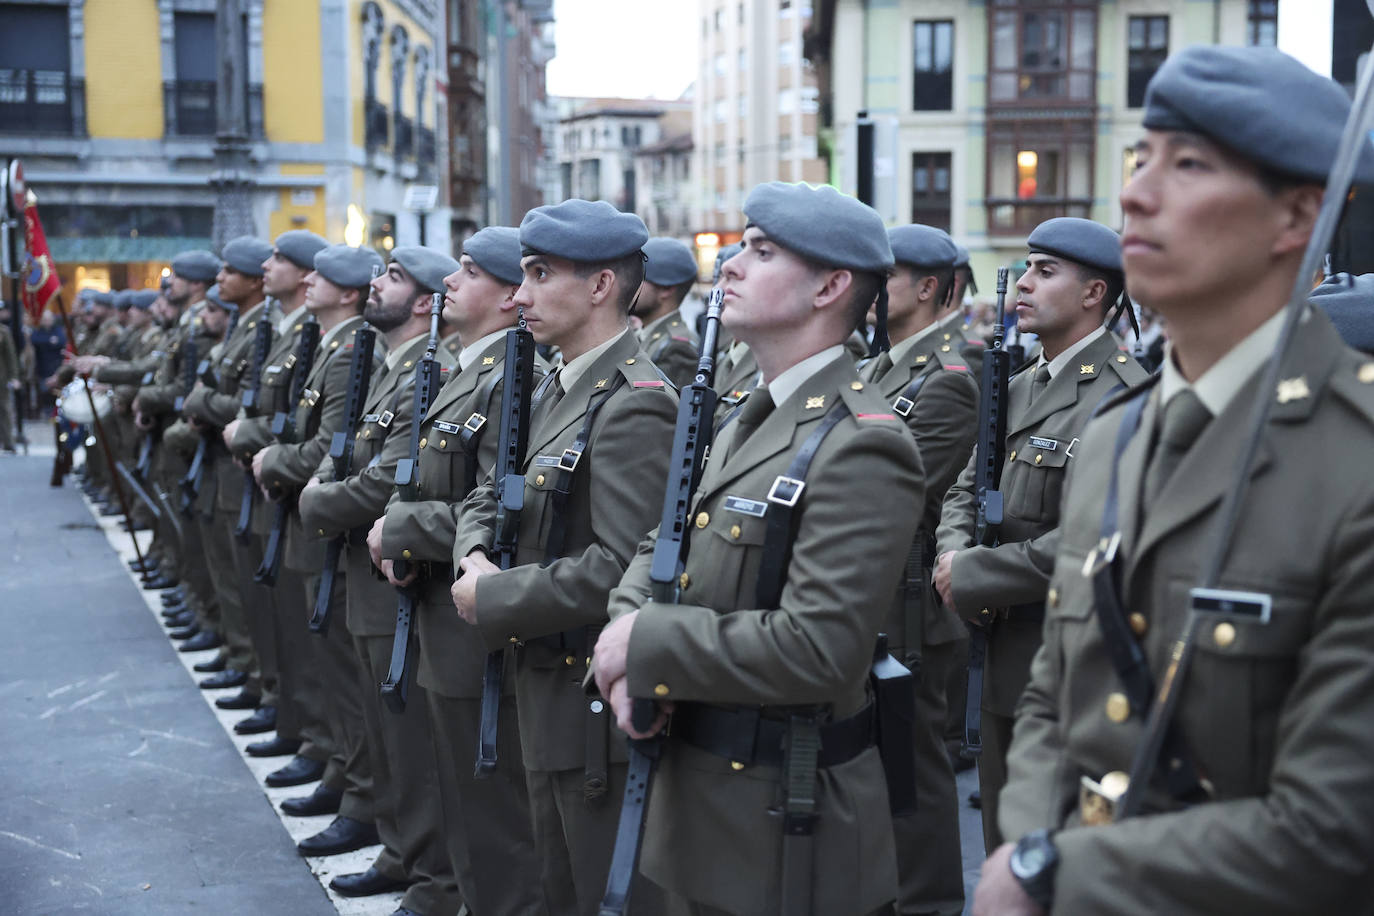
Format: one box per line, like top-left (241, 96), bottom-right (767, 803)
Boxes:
top-left (573, 250), bottom-right (646, 314)
top-left (908, 264), bottom-right (957, 310)
top-left (845, 270), bottom-right (887, 331)
top-left (1075, 263), bottom-right (1124, 313)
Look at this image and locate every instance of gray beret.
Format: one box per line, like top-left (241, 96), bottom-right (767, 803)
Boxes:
top-left (463, 226), bottom-right (524, 285)
top-left (954, 245), bottom-right (971, 268)
top-left (171, 249), bottom-right (221, 283)
top-left (129, 290), bottom-right (159, 310)
top-left (275, 230), bottom-right (329, 270)
top-left (889, 225), bottom-right (958, 270)
top-left (643, 237), bottom-right (699, 286)
top-left (91, 291), bottom-right (114, 308)
top-left (112, 290), bottom-right (133, 311)
top-left (520, 199), bottom-right (648, 262)
top-left (1027, 217), bottom-right (1122, 274)
top-left (743, 182), bottom-right (893, 273)
top-left (313, 244), bottom-right (385, 290)
top-left (390, 246), bottom-right (461, 294)
top-left (1143, 45), bottom-right (1374, 186)
top-left (1311, 273), bottom-right (1374, 353)
top-left (203, 284), bottom-right (237, 311)
top-left (221, 236), bottom-right (273, 277)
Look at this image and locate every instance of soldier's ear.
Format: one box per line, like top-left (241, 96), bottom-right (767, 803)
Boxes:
top-left (1270, 183), bottom-right (1323, 259)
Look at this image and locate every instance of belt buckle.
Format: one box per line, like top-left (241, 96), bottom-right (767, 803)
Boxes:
top-left (892, 395), bottom-right (915, 417)
top-left (558, 448), bottom-right (582, 471)
top-left (767, 475), bottom-right (805, 507)
top-left (1078, 771), bottom-right (1129, 827)
top-left (463, 412), bottom-right (487, 434)
top-left (1081, 531), bottom-right (1121, 577)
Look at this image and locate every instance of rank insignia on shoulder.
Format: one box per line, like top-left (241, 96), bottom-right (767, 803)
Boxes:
top-left (595, 378), bottom-right (608, 389)
top-left (1276, 376), bottom-right (1310, 404)
top-left (403, 360), bottom-right (413, 369)
top-left (482, 356), bottom-right (495, 365)
top-left (1080, 364), bottom-right (1095, 375)
top-left (330, 340), bottom-right (340, 349)
top-left (633, 380), bottom-right (665, 388)
top-left (857, 413), bottom-right (897, 420)
top-left (377, 410), bottom-right (395, 429)
top-left (650, 332), bottom-right (662, 340)
top-left (1360, 363), bottom-right (1374, 384)
top-left (915, 355), bottom-right (929, 365)
top-left (805, 395), bottom-right (826, 409)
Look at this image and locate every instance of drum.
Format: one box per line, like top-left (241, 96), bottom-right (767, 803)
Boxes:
top-left (57, 379), bottom-right (113, 425)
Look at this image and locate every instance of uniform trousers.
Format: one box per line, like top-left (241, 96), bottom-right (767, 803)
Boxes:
top-left (204, 507), bottom-right (256, 678)
top-left (978, 709), bottom-right (1015, 854)
top-left (426, 688), bottom-right (546, 916)
top-left (230, 530), bottom-right (278, 706)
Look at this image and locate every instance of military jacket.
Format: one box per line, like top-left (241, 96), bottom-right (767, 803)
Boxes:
top-left (712, 341), bottom-right (760, 425)
top-left (0, 325), bottom-right (18, 384)
top-left (936, 330), bottom-right (1146, 715)
top-left (638, 307), bottom-right (698, 389)
top-left (90, 317), bottom-right (124, 358)
top-left (609, 353), bottom-right (922, 916)
top-left (297, 333), bottom-right (454, 636)
top-left (1000, 310), bottom-right (1374, 915)
top-left (863, 331), bottom-right (979, 654)
top-left (135, 322), bottom-right (220, 419)
top-left (454, 329), bottom-right (677, 770)
top-left (380, 333), bottom-right (548, 696)
top-left (92, 325), bottom-right (164, 386)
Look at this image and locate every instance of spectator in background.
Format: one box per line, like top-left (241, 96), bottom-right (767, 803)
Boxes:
top-left (30, 308), bottom-right (67, 413)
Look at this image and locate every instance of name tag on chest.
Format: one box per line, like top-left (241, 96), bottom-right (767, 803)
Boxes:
top-left (432, 419), bottom-right (463, 435)
top-left (1028, 436), bottom-right (1059, 451)
top-left (534, 455), bottom-right (562, 468)
top-left (723, 496), bottom-right (768, 517)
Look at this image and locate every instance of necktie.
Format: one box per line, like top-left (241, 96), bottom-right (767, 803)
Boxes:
top-left (533, 370), bottom-right (565, 425)
top-left (728, 386), bottom-right (774, 458)
top-left (1030, 364), bottom-right (1052, 401)
top-left (1142, 389), bottom-right (1212, 506)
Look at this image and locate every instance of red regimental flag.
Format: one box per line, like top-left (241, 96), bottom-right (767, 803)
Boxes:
top-left (21, 188), bottom-right (61, 322)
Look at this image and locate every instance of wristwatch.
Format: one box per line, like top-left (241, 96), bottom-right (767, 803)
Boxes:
top-left (1008, 828), bottom-right (1059, 909)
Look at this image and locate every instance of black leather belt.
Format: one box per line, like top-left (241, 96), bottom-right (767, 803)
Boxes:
top-left (671, 702), bottom-right (875, 769)
top-left (523, 627), bottom-right (591, 654)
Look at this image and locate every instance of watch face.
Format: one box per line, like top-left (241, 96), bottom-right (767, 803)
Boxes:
top-left (1017, 841), bottom-right (1049, 873)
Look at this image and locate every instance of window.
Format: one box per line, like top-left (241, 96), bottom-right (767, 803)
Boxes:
top-left (0, 3), bottom-right (75, 134)
top-left (780, 41), bottom-right (796, 67)
top-left (713, 98), bottom-right (727, 122)
top-left (989, 1), bottom-right (1097, 105)
top-left (1248, 0), bottom-right (1278, 46)
top-left (738, 96), bottom-right (747, 117)
top-left (912, 21), bottom-right (954, 111)
top-left (911, 152), bottom-right (953, 231)
top-left (714, 8), bottom-right (723, 30)
top-left (779, 89), bottom-right (796, 114)
top-left (449, 0), bottom-right (464, 45)
top-left (173, 12), bottom-right (218, 135)
top-left (714, 54), bottom-right (727, 77)
top-left (1127, 16), bottom-right (1168, 108)
top-left (799, 85), bottom-right (819, 114)
top-left (738, 48), bottom-right (747, 71)
top-left (986, 121), bottom-right (1094, 234)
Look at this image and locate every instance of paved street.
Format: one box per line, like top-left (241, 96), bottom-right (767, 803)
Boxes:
top-left (0, 422), bottom-right (988, 915)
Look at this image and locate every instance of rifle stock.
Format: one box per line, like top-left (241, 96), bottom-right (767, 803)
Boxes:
top-left (235, 303), bottom-right (277, 543)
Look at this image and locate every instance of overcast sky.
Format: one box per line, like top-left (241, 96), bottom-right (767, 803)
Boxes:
top-left (545, 0), bottom-right (699, 100)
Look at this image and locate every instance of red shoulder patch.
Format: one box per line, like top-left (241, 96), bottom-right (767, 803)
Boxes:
top-left (633, 380), bottom-right (665, 388)
top-left (670, 335), bottom-right (692, 343)
top-left (946, 364), bottom-right (969, 372)
top-left (966, 340), bottom-right (986, 348)
top-left (857, 413), bottom-right (897, 420)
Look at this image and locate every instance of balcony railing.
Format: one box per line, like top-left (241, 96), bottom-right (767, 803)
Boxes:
top-left (394, 113), bottom-right (414, 161)
top-left (986, 197), bottom-right (1093, 236)
top-left (171, 79), bottom-right (217, 136)
top-left (417, 126), bottom-right (436, 169)
top-left (0, 69), bottom-right (76, 134)
top-left (366, 98), bottom-right (389, 151)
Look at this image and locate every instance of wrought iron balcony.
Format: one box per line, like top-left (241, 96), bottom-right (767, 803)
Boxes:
top-left (366, 98), bottom-right (389, 151)
top-left (0, 68), bottom-right (77, 134)
top-left (170, 79), bottom-right (217, 136)
top-left (394, 113), bottom-right (415, 161)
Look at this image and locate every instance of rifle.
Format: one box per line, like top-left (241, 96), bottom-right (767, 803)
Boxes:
top-left (235, 302), bottom-right (277, 543)
top-left (380, 294), bottom-right (445, 713)
top-left (307, 319), bottom-right (377, 635)
top-left (471, 308), bottom-right (536, 772)
top-left (254, 313), bottom-right (321, 586)
top-left (178, 311), bottom-right (237, 514)
top-left (962, 267), bottom-right (1010, 760)
top-left (599, 288), bottom-right (724, 916)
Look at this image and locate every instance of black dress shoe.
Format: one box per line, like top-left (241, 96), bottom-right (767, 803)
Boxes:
top-left (129, 557), bottom-right (156, 571)
top-left (296, 816), bottom-right (379, 857)
top-left (265, 755), bottom-right (325, 788)
top-left (199, 669), bottom-right (247, 690)
top-left (169, 623), bottom-right (200, 640)
top-left (160, 601), bottom-right (188, 618)
top-left (328, 865), bottom-right (407, 897)
top-left (215, 689), bottom-right (261, 710)
top-left (234, 705), bottom-right (277, 734)
top-left (192, 655), bottom-right (227, 673)
top-left (390, 909), bottom-right (422, 916)
top-left (178, 630), bottom-right (221, 652)
top-left (282, 785), bottom-right (344, 818)
top-left (246, 734), bottom-right (300, 757)
top-left (968, 788), bottom-right (982, 810)
top-left (142, 575), bottom-right (179, 590)
top-left (166, 611), bottom-right (195, 629)
top-left (160, 587), bottom-right (185, 604)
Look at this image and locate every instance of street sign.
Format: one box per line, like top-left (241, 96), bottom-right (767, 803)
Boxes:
top-left (403, 184), bottom-right (438, 213)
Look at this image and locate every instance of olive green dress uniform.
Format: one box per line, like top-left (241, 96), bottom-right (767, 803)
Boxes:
top-left (378, 329), bottom-right (549, 916)
top-left (862, 321), bottom-right (978, 916)
top-left (298, 331), bottom-right (460, 915)
top-left (453, 328), bottom-right (677, 916)
top-left (609, 350), bottom-right (924, 916)
top-left (1001, 308), bottom-right (1374, 914)
top-left (712, 339), bottom-right (760, 425)
top-left (260, 312), bottom-right (387, 826)
top-left (936, 327), bottom-right (1147, 850)
top-left (638, 308), bottom-right (698, 389)
top-left (0, 323), bottom-right (18, 450)
top-left (227, 303), bottom-right (312, 745)
top-left (184, 299), bottom-right (274, 690)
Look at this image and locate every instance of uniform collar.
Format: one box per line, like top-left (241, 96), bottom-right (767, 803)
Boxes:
top-left (318, 314), bottom-right (362, 352)
top-left (887, 317), bottom-right (943, 367)
top-left (1038, 325), bottom-right (1107, 379)
top-left (384, 331), bottom-right (427, 372)
top-left (766, 344), bottom-right (847, 409)
top-left (276, 302), bottom-right (307, 335)
top-left (458, 328), bottom-right (508, 372)
top-left (559, 327), bottom-right (632, 392)
top-left (1159, 306), bottom-right (1289, 416)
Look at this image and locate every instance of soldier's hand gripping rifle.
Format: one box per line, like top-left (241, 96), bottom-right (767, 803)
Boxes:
top-left (962, 267), bottom-right (1011, 760)
top-left (254, 313), bottom-right (321, 586)
top-left (471, 307), bottom-right (536, 773)
top-left (307, 319), bottom-right (378, 635)
top-left (380, 294), bottom-right (445, 713)
top-left (599, 287), bottom-right (724, 916)
top-left (179, 352), bottom-right (222, 515)
top-left (234, 302), bottom-right (277, 543)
